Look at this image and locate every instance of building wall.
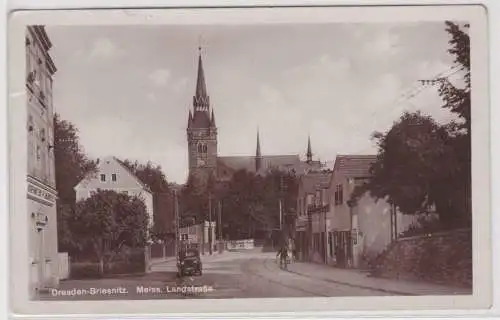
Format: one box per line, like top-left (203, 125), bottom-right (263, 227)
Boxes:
top-left (351, 193), bottom-right (419, 268)
top-left (327, 172), bottom-right (353, 232)
top-left (74, 157), bottom-right (155, 227)
top-left (26, 26), bottom-right (59, 297)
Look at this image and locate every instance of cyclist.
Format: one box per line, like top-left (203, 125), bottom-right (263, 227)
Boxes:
top-left (277, 246), bottom-right (289, 269)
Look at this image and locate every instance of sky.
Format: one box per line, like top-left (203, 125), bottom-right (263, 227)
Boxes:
top-left (46, 22), bottom-right (464, 184)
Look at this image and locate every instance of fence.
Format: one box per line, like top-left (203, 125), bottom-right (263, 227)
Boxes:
top-left (226, 239), bottom-right (255, 250)
top-left (58, 252), bottom-right (70, 280)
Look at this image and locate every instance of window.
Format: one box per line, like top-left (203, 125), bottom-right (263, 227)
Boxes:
top-left (203, 144), bottom-right (207, 153)
top-left (40, 128), bottom-right (46, 142)
top-left (334, 184), bottom-right (343, 205)
top-left (315, 190), bottom-right (321, 206)
top-left (100, 174), bottom-right (106, 182)
top-left (112, 174), bottom-right (117, 182)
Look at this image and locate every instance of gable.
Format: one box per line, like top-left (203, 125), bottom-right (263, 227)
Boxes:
top-left (74, 156), bottom-right (150, 193)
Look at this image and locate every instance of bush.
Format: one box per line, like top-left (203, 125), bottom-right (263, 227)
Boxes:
top-left (70, 262), bottom-right (103, 279)
top-left (398, 214), bottom-right (444, 238)
top-left (69, 248), bottom-right (146, 279)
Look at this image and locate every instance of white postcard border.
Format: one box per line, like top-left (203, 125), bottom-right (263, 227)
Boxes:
top-left (7, 4), bottom-right (491, 317)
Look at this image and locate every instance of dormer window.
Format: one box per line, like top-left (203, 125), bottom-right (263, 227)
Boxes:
top-left (27, 115), bottom-right (34, 133)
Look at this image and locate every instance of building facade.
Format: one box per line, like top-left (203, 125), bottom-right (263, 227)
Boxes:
top-left (179, 221), bottom-right (217, 254)
top-left (295, 155), bottom-right (419, 269)
top-left (328, 155), bottom-right (418, 268)
top-left (74, 156), bottom-right (155, 229)
top-left (26, 25), bottom-right (59, 297)
top-left (186, 50), bottom-right (323, 185)
top-left (295, 172), bottom-right (331, 263)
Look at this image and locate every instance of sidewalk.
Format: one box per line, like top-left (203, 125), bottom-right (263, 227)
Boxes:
top-left (286, 261), bottom-right (472, 296)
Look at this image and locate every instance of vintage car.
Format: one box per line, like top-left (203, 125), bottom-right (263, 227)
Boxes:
top-left (177, 248), bottom-right (202, 277)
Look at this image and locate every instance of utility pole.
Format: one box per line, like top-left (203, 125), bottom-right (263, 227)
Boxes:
top-left (279, 199), bottom-right (282, 231)
top-left (218, 200), bottom-right (222, 253)
top-left (208, 193), bottom-right (213, 255)
top-left (174, 190), bottom-right (179, 262)
top-left (393, 203), bottom-right (398, 241)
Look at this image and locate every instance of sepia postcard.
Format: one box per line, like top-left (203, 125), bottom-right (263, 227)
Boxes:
top-left (7, 4), bottom-right (491, 317)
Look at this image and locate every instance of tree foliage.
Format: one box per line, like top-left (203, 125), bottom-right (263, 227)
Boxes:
top-left (54, 113), bottom-right (97, 204)
top-left (352, 21), bottom-right (471, 228)
top-left (119, 159), bottom-right (173, 239)
top-left (179, 169), bottom-right (297, 240)
top-left (54, 114), bottom-right (97, 251)
top-left (439, 21), bottom-right (471, 132)
top-left (70, 190), bottom-right (149, 274)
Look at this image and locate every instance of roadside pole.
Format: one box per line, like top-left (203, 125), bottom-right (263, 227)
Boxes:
top-left (174, 190), bottom-right (179, 264)
top-left (218, 200), bottom-right (223, 253)
top-left (208, 194), bottom-right (213, 255)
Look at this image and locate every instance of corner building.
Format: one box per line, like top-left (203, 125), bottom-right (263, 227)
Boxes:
top-left (25, 26), bottom-right (59, 297)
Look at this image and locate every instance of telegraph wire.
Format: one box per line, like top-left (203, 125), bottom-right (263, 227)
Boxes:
top-left (332, 64), bottom-right (464, 156)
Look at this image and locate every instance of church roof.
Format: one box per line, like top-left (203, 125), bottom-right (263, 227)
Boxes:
top-left (217, 154), bottom-right (301, 173)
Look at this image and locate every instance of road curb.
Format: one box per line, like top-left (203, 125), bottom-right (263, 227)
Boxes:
top-left (284, 267), bottom-right (417, 296)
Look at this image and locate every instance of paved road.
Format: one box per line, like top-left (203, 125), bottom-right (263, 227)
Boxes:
top-left (40, 250), bottom-right (395, 300)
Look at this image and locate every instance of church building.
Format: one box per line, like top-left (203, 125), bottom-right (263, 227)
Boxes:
top-left (186, 50), bottom-right (323, 183)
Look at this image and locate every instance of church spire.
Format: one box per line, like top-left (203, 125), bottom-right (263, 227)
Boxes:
top-left (306, 135), bottom-right (312, 163)
top-left (193, 46), bottom-right (210, 111)
top-left (255, 128), bottom-right (263, 172)
top-left (210, 108), bottom-right (216, 127)
top-left (188, 110), bottom-right (193, 128)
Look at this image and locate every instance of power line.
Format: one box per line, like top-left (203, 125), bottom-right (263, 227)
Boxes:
top-left (333, 65), bottom-right (463, 156)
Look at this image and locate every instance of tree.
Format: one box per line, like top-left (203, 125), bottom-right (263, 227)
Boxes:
top-left (179, 173), bottom-right (210, 225)
top-left (352, 21), bottom-right (472, 229)
top-left (439, 21), bottom-right (470, 131)
top-left (54, 114), bottom-right (97, 251)
top-left (54, 114), bottom-right (98, 204)
top-left (355, 112), bottom-right (460, 224)
top-left (438, 21), bottom-right (471, 225)
top-left (119, 159), bottom-right (173, 240)
top-left (71, 190), bottom-right (149, 274)
top-left (219, 169), bottom-right (298, 239)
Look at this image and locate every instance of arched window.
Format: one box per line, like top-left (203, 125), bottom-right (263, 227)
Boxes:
top-left (197, 143), bottom-right (203, 153)
top-left (203, 144), bottom-right (208, 153)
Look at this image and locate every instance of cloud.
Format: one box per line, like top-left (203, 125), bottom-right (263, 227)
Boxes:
top-left (148, 68), bottom-right (171, 87)
top-left (146, 93), bottom-right (157, 103)
top-left (173, 77), bottom-right (189, 93)
top-left (88, 38), bottom-right (124, 60)
top-left (363, 30), bottom-right (401, 57)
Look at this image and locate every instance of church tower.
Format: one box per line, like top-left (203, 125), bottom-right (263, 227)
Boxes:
top-left (306, 135), bottom-right (313, 163)
top-left (187, 48), bottom-right (217, 181)
top-left (255, 128), bottom-right (263, 172)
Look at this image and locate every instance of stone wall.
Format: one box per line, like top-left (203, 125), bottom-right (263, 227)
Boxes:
top-left (370, 229), bottom-right (472, 287)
